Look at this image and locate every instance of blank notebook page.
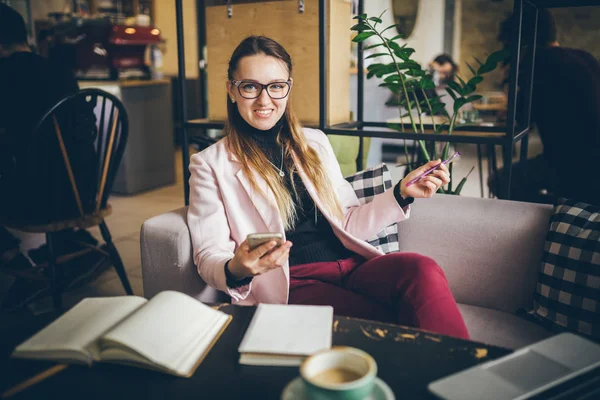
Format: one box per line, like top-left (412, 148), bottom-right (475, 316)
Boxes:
top-left (238, 304), bottom-right (333, 355)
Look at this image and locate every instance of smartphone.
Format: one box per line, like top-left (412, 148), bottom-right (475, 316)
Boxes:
top-left (247, 233), bottom-right (284, 250)
top-left (405, 152), bottom-right (461, 187)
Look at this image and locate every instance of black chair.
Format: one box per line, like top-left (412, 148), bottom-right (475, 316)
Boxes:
top-left (0, 88), bottom-right (133, 310)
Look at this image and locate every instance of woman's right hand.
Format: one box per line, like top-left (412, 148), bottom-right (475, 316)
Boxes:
top-left (227, 239), bottom-right (293, 279)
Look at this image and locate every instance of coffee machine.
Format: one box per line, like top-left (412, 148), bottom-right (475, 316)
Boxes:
top-left (46, 18), bottom-right (161, 80)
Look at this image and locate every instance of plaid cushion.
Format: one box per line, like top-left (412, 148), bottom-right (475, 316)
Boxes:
top-left (345, 164), bottom-right (399, 254)
top-left (528, 198), bottom-right (600, 339)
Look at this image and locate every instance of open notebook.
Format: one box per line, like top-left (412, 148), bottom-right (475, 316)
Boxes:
top-left (12, 291), bottom-right (231, 377)
top-left (238, 304), bottom-right (333, 366)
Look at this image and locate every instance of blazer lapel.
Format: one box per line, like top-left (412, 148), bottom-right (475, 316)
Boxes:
top-left (231, 153), bottom-right (284, 233)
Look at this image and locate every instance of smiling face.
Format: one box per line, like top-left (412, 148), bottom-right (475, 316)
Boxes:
top-left (227, 54), bottom-right (292, 131)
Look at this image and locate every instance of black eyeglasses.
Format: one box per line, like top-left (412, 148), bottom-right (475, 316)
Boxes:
top-left (231, 80), bottom-right (292, 99)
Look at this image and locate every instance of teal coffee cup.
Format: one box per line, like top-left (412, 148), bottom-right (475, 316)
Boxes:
top-left (300, 346), bottom-right (377, 400)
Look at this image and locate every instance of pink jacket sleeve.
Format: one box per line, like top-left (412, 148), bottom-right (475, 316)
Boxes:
top-left (187, 153), bottom-right (252, 301)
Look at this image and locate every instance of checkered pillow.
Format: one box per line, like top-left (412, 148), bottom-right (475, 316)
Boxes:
top-left (529, 198), bottom-right (600, 339)
top-left (345, 163), bottom-right (399, 254)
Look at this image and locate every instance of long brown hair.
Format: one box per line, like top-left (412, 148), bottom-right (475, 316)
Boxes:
top-left (225, 36), bottom-right (343, 230)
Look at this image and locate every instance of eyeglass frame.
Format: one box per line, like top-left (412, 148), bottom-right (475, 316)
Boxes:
top-left (230, 79), bottom-right (293, 100)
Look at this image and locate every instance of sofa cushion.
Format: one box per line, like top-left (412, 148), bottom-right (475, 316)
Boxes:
top-left (529, 198), bottom-right (600, 339)
top-left (458, 304), bottom-right (552, 350)
top-left (345, 163), bottom-right (398, 254)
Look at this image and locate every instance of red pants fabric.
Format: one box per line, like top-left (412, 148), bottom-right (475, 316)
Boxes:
top-left (288, 253), bottom-right (469, 339)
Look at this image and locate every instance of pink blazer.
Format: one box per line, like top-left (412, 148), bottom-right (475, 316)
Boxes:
top-left (187, 128), bottom-right (411, 305)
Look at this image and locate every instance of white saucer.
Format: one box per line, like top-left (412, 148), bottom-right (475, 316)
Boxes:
top-left (281, 377), bottom-right (395, 400)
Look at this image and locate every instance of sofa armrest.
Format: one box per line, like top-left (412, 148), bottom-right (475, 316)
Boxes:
top-left (398, 194), bottom-right (553, 313)
top-left (140, 206), bottom-right (225, 303)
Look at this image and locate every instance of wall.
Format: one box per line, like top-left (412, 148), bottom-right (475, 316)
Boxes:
top-left (153, 0), bottom-right (198, 78)
top-left (460, 1), bottom-right (600, 92)
top-left (553, 6), bottom-right (600, 58)
top-left (459, 0), bottom-right (512, 92)
top-left (30, 0), bottom-right (68, 21)
top-left (364, 0), bottom-right (445, 67)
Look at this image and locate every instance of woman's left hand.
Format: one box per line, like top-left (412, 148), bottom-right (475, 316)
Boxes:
top-left (400, 160), bottom-right (451, 199)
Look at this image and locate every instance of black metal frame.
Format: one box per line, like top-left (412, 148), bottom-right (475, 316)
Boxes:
top-left (176, 0), bottom-right (598, 204)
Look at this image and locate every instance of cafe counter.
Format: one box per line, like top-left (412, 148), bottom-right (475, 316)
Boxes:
top-left (78, 79), bottom-right (175, 195)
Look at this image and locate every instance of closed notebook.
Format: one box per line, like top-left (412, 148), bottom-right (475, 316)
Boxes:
top-left (12, 291), bottom-right (231, 377)
top-left (238, 304), bottom-right (333, 366)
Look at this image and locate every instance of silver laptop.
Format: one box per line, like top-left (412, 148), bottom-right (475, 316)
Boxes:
top-left (428, 333), bottom-right (600, 400)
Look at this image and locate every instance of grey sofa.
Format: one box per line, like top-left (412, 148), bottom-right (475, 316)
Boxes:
top-left (140, 194), bottom-right (554, 350)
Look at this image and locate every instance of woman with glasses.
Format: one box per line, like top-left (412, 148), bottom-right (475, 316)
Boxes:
top-left (188, 36), bottom-right (468, 339)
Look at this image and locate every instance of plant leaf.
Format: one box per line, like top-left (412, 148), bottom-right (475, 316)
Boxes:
top-left (379, 82), bottom-right (402, 92)
top-left (463, 83), bottom-right (476, 95)
top-left (457, 75), bottom-right (467, 88)
top-left (448, 81), bottom-right (463, 96)
top-left (368, 17), bottom-right (382, 24)
top-left (453, 97), bottom-right (467, 113)
top-left (351, 23), bottom-right (371, 31)
top-left (465, 62), bottom-right (477, 76)
top-left (435, 122), bottom-right (449, 134)
top-left (477, 62), bottom-right (496, 75)
top-left (352, 31), bottom-right (376, 42)
top-left (386, 40), bottom-right (401, 53)
top-left (394, 48), bottom-right (415, 61)
top-left (486, 49), bottom-right (509, 65)
top-left (420, 77), bottom-right (435, 90)
top-left (474, 56), bottom-right (484, 66)
top-left (468, 76), bottom-right (483, 86)
top-left (365, 52), bottom-right (390, 60)
top-left (453, 166), bottom-right (475, 195)
top-left (353, 13), bottom-right (367, 20)
top-left (388, 34), bottom-right (404, 41)
top-left (381, 24), bottom-right (397, 35)
top-left (384, 74), bottom-right (401, 82)
top-left (445, 87), bottom-right (458, 100)
top-left (387, 123), bottom-right (404, 132)
top-left (396, 61), bottom-right (420, 70)
top-left (466, 95), bottom-right (483, 103)
top-left (364, 43), bottom-right (385, 50)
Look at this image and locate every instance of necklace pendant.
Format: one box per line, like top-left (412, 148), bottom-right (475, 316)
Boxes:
top-left (279, 170), bottom-right (285, 177)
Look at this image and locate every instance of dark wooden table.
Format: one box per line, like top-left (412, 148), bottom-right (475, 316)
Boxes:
top-left (1, 305), bottom-right (511, 399)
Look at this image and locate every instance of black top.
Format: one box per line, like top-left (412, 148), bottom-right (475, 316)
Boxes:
top-left (240, 117), bottom-right (354, 268)
top-left (225, 116), bottom-right (413, 287)
top-left (0, 52), bottom-right (80, 218)
top-left (0, 51), bottom-right (79, 141)
top-left (528, 47), bottom-right (600, 205)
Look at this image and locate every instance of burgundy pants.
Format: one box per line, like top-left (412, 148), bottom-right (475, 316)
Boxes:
top-left (288, 253), bottom-right (469, 339)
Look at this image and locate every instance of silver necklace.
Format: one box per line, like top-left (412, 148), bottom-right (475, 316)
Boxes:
top-left (268, 146), bottom-right (285, 177)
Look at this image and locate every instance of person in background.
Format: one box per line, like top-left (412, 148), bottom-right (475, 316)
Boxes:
top-left (416, 54), bottom-right (458, 116)
top-left (188, 36), bottom-right (469, 339)
top-left (0, 4), bottom-right (100, 311)
top-left (428, 53), bottom-right (458, 88)
top-left (490, 9), bottom-right (600, 206)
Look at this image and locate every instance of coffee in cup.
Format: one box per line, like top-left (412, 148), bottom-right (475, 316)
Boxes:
top-left (300, 346), bottom-right (377, 400)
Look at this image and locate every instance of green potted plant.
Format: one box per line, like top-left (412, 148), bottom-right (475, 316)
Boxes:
top-left (351, 11), bottom-right (507, 194)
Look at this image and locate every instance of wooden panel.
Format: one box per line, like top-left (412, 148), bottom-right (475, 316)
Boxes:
top-left (154, 0), bottom-right (199, 78)
top-left (206, 0), bottom-right (351, 125)
top-left (328, 0), bottom-right (352, 124)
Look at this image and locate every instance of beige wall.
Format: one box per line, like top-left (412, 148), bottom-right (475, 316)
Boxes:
top-left (154, 0), bottom-right (199, 78)
top-left (205, 0), bottom-right (351, 125)
top-left (459, 0), bottom-right (512, 92)
top-left (460, 2), bottom-right (600, 92)
top-left (553, 7), bottom-right (600, 59)
top-left (30, 0), bottom-right (69, 21)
